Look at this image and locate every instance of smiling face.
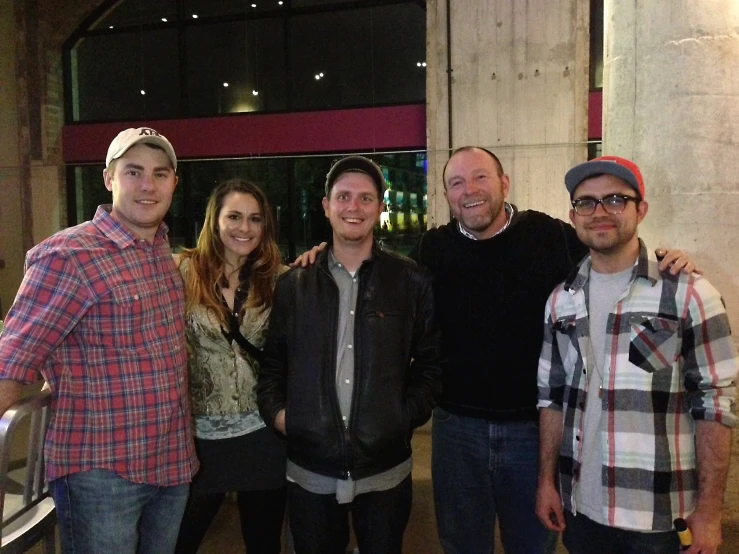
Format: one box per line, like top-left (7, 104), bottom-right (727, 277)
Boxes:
top-left (443, 148), bottom-right (510, 239)
top-left (322, 171), bottom-right (383, 247)
top-left (103, 143), bottom-right (178, 241)
top-left (217, 192), bottom-right (264, 268)
top-left (569, 174), bottom-right (647, 257)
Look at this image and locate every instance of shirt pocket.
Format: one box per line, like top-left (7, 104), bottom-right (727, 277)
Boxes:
top-left (629, 315), bottom-right (679, 373)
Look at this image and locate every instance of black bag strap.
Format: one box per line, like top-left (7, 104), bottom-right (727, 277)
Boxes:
top-left (219, 268), bottom-right (265, 365)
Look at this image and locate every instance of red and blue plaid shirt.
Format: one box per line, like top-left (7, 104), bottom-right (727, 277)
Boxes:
top-left (538, 240), bottom-right (738, 531)
top-left (0, 206), bottom-right (198, 485)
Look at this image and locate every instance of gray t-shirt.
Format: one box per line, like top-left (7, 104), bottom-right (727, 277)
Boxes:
top-left (576, 266), bottom-right (632, 522)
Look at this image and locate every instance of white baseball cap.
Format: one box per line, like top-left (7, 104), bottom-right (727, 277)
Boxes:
top-left (105, 127), bottom-right (177, 171)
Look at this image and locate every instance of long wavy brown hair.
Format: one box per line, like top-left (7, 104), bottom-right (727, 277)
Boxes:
top-left (178, 179), bottom-right (282, 324)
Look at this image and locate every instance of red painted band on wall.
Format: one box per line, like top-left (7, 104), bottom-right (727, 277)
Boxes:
top-left (62, 104), bottom-right (426, 164)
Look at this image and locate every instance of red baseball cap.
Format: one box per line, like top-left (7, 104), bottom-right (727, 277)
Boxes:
top-left (565, 156), bottom-right (645, 199)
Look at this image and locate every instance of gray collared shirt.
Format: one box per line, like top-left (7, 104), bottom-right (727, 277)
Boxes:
top-left (286, 248), bottom-right (411, 503)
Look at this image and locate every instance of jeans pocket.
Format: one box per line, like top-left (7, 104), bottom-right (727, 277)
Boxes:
top-left (432, 406), bottom-right (453, 423)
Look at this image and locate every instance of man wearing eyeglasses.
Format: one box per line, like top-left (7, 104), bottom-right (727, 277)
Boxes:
top-left (536, 156), bottom-right (738, 554)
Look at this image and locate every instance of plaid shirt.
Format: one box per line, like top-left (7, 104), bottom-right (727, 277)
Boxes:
top-left (0, 206), bottom-right (198, 485)
top-left (537, 240), bottom-right (738, 531)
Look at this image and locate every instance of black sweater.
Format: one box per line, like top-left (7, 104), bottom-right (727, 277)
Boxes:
top-left (416, 207), bottom-right (587, 421)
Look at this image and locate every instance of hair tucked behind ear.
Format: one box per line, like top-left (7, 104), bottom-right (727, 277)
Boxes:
top-left (178, 179), bottom-right (282, 325)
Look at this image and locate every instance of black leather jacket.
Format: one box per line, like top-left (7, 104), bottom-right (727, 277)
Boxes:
top-left (257, 243), bottom-right (443, 479)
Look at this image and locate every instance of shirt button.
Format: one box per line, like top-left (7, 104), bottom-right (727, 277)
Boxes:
top-left (575, 435), bottom-right (580, 441)
top-left (350, 310), bottom-right (354, 315)
top-left (232, 393), bottom-right (240, 401)
top-left (133, 294), bottom-right (139, 300)
top-left (342, 415), bottom-right (347, 421)
top-left (347, 344), bottom-right (353, 349)
top-left (352, 278), bottom-right (357, 283)
top-left (345, 379), bottom-right (350, 384)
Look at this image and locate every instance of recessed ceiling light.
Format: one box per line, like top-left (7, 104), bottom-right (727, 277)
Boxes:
top-left (140, 90), bottom-right (146, 95)
top-left (252, 90), bottom-right (259, 96)
top-left (161, 17), bottom-right (167, 22)
top-left (223, 82), bottom-right (229, 87)
top-left (192, 14), bottom-right (198, 19)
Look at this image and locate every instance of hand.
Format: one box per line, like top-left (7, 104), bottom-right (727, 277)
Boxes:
top-left (274, 409), bottom-right (286, 435)
top-left (684, 507), bottom-right (722, 554)
top-left (535, 482), bottom-right (566, 532)
top-left (290, 242), bottom-right (327, 268)
top-left (655, 248), bottom-right (701, 275)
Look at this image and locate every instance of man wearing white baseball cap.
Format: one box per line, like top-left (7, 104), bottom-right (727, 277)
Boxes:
top-left (0, 127), bottom-right (198, 553)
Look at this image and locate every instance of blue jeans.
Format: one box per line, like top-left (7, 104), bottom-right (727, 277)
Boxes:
top-left (432, 408), bottom-right (556, 554)
top-left (563, 511), bottom-right (680, 553)
top-left (50, 469), bottom-right (189, 554)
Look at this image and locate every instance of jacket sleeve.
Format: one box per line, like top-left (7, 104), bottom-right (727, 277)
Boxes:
top-left (256, 273), bottom-right (291, 431)
top-left (406, 267), bottom-right (444, 429)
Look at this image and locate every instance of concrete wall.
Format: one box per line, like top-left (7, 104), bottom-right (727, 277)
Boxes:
top-left (603, 0), bottom-right (739, 341)
top-left (426, 0), bottom-right (590, 226)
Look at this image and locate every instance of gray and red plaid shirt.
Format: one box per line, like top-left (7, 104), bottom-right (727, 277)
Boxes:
top-left (0, 206), bottom-right (198, 486)
top-left (537, 240), bottom-right (738, 531)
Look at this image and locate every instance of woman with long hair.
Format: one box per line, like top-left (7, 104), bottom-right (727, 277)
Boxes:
top-left (175, 179), bottom-right (287, 554)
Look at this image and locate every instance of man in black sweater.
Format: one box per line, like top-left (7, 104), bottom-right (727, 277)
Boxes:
top-left (418, 146), bottom-right (693, 554)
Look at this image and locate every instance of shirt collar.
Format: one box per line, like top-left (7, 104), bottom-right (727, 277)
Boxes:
top-left (457, 202), bottom-right (514, 241)
top-left (565, 238), bottom-right (658, 292)
top-left (92, 204), bottom-right (170, 248)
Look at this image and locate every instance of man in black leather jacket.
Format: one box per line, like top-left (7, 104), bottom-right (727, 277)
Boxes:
top-left (257, 155), bottom-right (443, 554)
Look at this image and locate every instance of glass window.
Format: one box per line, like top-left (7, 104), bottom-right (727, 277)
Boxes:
top-left (68, 0), bottom-right (425, 120)
top-left (183, 0), bottom-right (284, 19)
top-left (186, 18), bottom-right (286, 116)
top-left (289, 5), bottom-right (425, 110)
top-left (94, 0), bottom-right (177, 30)
top-left (71, 28), bottom-right (181, 121)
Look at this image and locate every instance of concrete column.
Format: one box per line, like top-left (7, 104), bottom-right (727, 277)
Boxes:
top-left (426, 0), bottom-right (590, 226)
top-left (602, 0), bottom-right (739, 336)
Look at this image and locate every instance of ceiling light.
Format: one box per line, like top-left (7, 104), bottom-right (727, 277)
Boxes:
top-left (315, 74), bottom-right (320, 80)
top-left (252, 90), bottom-right (259, 96)
top-left (161, 17), bottom-right (167, 22)
top-left (140, 90), bottom-right (146, 95)
top-left (109, 25), bottom-right (114, 29)
top-left (192, 14), bottom-right (198, 19)
top-left (251, 3), bottom-right (257, 6)
top-left (278, 1), bottom-right (283, 4)
top-left (223, 82), bottom-right (229, 87)
top-left (422, 62), bottom-right (427, 67)
top-left (416, 62), bottom-right (421, 67)
top-left (320, 72), bottom-right (324, 77)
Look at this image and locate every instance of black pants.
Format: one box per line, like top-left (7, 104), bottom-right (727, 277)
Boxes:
top-left (174, 487), bottom-right (286, 554)
top-left (287, 475), bottom-right (412, 554)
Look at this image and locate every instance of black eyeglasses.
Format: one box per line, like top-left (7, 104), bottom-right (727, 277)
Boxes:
top-left (571, 194), bottom-right (639, 216)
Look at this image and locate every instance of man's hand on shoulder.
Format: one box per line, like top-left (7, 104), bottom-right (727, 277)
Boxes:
top-left (655, 248), bottom-right (701, 275)
top-left (290, 242), bottom-right (327, 268)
